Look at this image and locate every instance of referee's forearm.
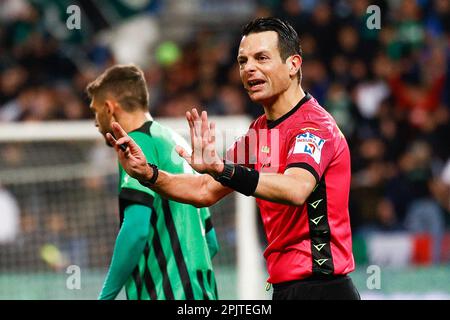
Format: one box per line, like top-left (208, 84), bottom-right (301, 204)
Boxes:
top-left (254, 173), bottom-right (314, 206)
top-left (150, 171), bottom-right (213, 207)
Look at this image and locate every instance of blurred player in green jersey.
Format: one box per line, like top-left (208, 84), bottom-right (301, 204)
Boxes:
top-left (86, 64), bottom-right (219, 300)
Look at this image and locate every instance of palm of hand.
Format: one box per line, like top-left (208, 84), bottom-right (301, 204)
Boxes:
top-left (178, 108), bottom-right (223, 176)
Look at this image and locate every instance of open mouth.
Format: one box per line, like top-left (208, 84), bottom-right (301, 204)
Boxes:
top-left (247, 79), bottom-right (266, 90)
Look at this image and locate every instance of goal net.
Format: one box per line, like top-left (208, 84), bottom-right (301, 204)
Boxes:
top-left (0, 117), bottom-right (268, 300)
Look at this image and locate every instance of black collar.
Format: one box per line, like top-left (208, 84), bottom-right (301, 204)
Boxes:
top-left (130, 120), bottom-right (153, 135)
top-left (266, 92), bottom-right (311, 129)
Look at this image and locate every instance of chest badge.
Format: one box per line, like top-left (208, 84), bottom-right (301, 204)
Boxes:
top-left (261, 146), bottom-right (270, 154)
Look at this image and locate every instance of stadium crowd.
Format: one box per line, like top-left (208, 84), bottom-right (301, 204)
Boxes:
top-left (1, 0), bottom-right (449, 263)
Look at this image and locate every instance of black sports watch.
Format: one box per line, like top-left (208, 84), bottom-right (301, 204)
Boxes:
top-left (139, 163), bottom-right (159, 187)
top-left (214, 162), bottom-right (235, 184)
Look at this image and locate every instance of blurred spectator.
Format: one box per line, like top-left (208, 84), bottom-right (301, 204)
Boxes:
top-left (425, 0), bottom-right (450, 38)
top-left (275, 0), bottom-right (311, 36)
top-left (0, 65), bottom-right (28, 106)
top-left (354, 53), bottom-right (391, 119)
top-left (303, 58), bottom-right (330, 103)
top-left (42, 211), bottom-right (89, 270)
top-left (404, 198), bottom-right (445, 263)
top-left (396, 141), bottom-right (446, 263)
top-left (324, 83), bottom-right (355, 136)
top-left (218, 85), bottom-right (247, 115)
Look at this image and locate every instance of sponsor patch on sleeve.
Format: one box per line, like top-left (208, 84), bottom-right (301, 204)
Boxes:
top-left (293, 132), bottom-right (326, 164)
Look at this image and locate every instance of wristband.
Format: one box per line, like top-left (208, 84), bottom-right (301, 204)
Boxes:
top-left (139, 163), bottom-right (159, 187)
top-left (214, 162), bottom-right (235, 182)
top-left (215, 162), bottom-right (259, 196)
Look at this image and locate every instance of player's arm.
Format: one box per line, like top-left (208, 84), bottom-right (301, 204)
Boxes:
top-left (179, 109), bottom-right (318, 206)
top-left (136, 159), bottom-right (315, 207)
top-left (180, 109), bottom-right (317, 206)
top-left (98, 204), bottom-right (151, 300)
top-left (152, 170), bottom-right (232, 207)
top-left (106, 122), bottom-right (232, 207)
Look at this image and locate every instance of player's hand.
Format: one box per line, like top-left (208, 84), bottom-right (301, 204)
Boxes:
top-left (176, 108), bottom-right (224, 177)
top-left (106, 122), bottom-right (154, 182)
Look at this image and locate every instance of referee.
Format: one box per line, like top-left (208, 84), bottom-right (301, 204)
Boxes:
top-left (108, 18), bottom-right (360, 300)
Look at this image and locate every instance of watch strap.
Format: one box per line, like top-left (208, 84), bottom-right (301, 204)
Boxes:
top-left (139, 163), bottom-right (159, 187)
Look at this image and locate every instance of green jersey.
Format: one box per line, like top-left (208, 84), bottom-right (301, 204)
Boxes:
top-left (118, 121), bottom-right (219, 300)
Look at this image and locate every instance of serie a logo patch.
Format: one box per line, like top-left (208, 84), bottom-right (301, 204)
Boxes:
top-left (293, 132), bottom-right (326, 164)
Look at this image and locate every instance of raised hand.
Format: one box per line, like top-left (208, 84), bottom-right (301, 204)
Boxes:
top-left (176, 108), bottom-right (224, 177)
top-left (106, 122), bottom-right (153, 182)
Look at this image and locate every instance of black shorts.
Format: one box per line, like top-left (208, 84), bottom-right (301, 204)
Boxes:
top-left (272, 275), bottom-right (361, 300)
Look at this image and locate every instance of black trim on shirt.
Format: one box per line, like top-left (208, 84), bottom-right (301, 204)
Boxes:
top-left (207, 269), bottom-right (218, 299)
top-left (204, 217), bottom-right (213, 233)
top-left (197, 270), bottom-right (210, 300)
top-left (161, 199), bottom-right (195, 299)
top-left (131, 265), bottom-right (143, 300)
top-left (150, 209), bottom-right (175, 300)
top-left (285, 162), bottom-right (319, 184)
top-left (306, 176), bottom-right (334, 276)
top-left (119, 188), bottom-right (154, 208)
top-left (267, 92), bottom-right (311, 129)
top-left (130, 120), bottom-right (153, 135)
top-left (142, 243), bottom-right (158, 299)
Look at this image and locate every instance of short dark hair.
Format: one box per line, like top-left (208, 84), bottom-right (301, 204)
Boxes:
top-left (86, 64), bottom-right (149, 111)
top-left (242, 17), bottom-right (302, 81)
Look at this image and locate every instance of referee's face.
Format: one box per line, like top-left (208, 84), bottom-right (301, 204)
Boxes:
top-left (237, 31), bottom-right (292, 104)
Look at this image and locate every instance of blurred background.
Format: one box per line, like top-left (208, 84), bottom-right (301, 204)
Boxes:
top-left (0, 0), bottom-right (449, 299)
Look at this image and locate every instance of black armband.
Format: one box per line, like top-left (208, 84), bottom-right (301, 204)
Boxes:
top-left (215, 162), bottom-right (259, 196)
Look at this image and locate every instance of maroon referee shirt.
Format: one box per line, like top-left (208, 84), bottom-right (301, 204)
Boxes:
top-left (226, 93), bottom-right (355, 284)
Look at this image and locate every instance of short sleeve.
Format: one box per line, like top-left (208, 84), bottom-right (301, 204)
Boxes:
top-left (285, 128), bottom-right (334, 183)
